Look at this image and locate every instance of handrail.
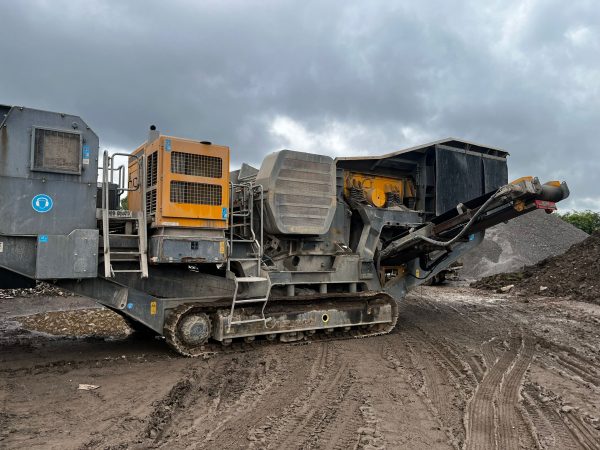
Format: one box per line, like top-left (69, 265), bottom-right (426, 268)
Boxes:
top-left (228, 181), bottom-right (265, 277)
top-left (111, 152), bottom-right (143, 193)
top-left (101, 151), bottom-right (111, 277)
top-left (100, 150), bottom-right (148, 277)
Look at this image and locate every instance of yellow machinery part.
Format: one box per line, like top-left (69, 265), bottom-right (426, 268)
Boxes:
top-left (510, 176), bottom-right (534, 184)
top-left (343, 171), bottom-right (415, 208)
top-left (544, 180), bottom-right (562, 187)
top-left (128, 135), bottom-right (230, 229)
top-left (365, 187), bottom-right (386, 207)
top-left (513, 199), bottom-right (526, 212)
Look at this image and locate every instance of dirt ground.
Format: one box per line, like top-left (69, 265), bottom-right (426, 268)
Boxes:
top-left (1, 286), bottom-right (600, 450)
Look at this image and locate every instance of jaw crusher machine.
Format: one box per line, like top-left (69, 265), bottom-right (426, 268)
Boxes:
top-left (0, 105), bottom-right (570, 356)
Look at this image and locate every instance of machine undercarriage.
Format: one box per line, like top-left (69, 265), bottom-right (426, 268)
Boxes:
top-left (0, 105), bottom-right (570, 356)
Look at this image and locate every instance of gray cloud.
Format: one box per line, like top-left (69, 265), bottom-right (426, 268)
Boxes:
top-left (1, 0), bottom-right (598, 209)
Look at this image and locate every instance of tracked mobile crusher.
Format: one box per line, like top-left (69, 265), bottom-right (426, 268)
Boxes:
top-left (0, 105), bottom-right (570, 355)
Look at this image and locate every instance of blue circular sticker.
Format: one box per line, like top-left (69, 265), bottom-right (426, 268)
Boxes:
top-left (32, 194), bottom-right (53, 213)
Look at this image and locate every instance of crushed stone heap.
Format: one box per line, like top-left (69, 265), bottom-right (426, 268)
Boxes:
top-left (472, 229), bottom-right (600, 304)
top-left (460, 210), bottom-right (588, 280)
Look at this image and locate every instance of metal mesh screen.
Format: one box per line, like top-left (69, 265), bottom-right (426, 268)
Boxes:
top-left (146, 152), bottom-right (158, 187)
top-left (170, 181), bottom-right (222, 205)
top-left (171, 152), bottom-right (222, 178)
top-left (32, 128), bottom-right (81, 173)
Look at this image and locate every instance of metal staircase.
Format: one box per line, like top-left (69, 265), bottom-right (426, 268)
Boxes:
top-left (100, 150), bottom-right (148, 278)
top-left (226, 181), bottom-right (271, 331)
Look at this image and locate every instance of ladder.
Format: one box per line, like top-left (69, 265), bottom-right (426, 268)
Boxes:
top-left (226, 274), bottom-right (272, 331)
top-left (100, 150), bottom-right (149, 278)
top-left (226, 181), bottom-right (271, 331)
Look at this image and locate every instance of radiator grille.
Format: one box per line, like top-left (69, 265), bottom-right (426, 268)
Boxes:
top-left (32, 128), bottom-right (81, 173)
top-left (171, 152), bottom-right (222, 178)
top-left (170, 181), bottom-right (222, 205)
top-left (146, 151), bottom-right (158, 187)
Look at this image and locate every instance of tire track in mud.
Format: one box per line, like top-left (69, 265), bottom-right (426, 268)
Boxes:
top-left (118, 349), bottom-right (291, 448)
top-left (541, 349), bottom-right (600, 393)
top-left (405, 335), bottom-right (464, 447)
top-left (196, 352), bottom-right (286, 449)
top-left (406, 293), bottom-right (505, 377)
top-left (143, 374), bottom-right (196, 442)
top-left (305, 343), bottom-right (369, 450)
top-left (560, 409), bottom-right (600, 450)
top-left (245, 341), bottom-right (334, 448)
top-left (480, 338), bottom-right (498, 370)
top-left (522, 387), bottom-right (567, 449)
top-left (236, 341), bottom-right (351, 449)
top-left (265, 357), bottom-right (352, 448)
top-left (465, 337), bottom-right (521, 450)
top-left (191, 346), bottom-right (326, 450)
top-left (381, 338), bottom-right (438, 448)
top-left (296, 370), bottom-right (360, 450)
top-left (411, 289), bottom-right (600, 450)
top-left (396, 295), bottom-right (508, 448)
top-left (468, 354), bottom-right (485, 382)
top-left (250, 340), bottom-right (382, 450)
top-left (521, 383), bottom-right (600, 449)
top-left (385, 322), bottom-right (477, 448)
top-left (496, 336), bottom-right (535, 450)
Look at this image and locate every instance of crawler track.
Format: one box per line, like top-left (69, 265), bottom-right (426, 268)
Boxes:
top-left (162, 292), bottom-right (400, 357)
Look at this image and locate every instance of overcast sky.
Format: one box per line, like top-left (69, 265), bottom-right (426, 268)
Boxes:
top-left (1, 0), bottom-right (598, 210)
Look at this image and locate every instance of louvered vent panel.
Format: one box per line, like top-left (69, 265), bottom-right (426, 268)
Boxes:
top-left (146, 151), bottom-right (158, 187)
top-left (146, 189), bottom-right (157, 214)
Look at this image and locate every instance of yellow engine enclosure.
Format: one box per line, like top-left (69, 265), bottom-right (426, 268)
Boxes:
top-left (128, 136), bottom-right (230, 229)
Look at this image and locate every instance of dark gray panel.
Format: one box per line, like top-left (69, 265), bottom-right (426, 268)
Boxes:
top-left (149, 235), bottom-right (226, 263)
top-left (0, 177), bottom-right (97, 235)
top-left (0, 107), bottom-right (99, 181)
top-left (483, 157), bottom-right (508, 192)
top-left (35, 229), bottom-right (99, 278)
top-left (0, 229), bottom-right (98, 279)
top-left (0, 107), bottom-right (99, 236)
top-left (0, 235), bottom-right (37, 277)
top-left (435, 148), bottom-right (484, 215)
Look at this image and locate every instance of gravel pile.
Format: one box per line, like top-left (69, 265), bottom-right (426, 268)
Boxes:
top-left (472, 230), bottom-right (600, 304)
top-left (0, 282), bottom-right (73, 299)
top-left (18, 309), bottom-right (131, 337)
top-left (460, 210), bottom-right (588, 280)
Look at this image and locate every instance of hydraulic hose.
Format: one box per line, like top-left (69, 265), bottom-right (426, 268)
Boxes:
top-left (414, 188), bottom-right (502, 248)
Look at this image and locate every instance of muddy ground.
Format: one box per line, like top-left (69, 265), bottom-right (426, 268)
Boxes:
top-left (1, 286), bottom-right (600, 450)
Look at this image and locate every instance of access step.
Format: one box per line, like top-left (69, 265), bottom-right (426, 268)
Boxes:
top-left (236, 276), bottom-right (268, 283)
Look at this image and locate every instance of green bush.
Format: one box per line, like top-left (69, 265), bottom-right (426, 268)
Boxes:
top-left (558, 210), bottom-right (600, 234)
